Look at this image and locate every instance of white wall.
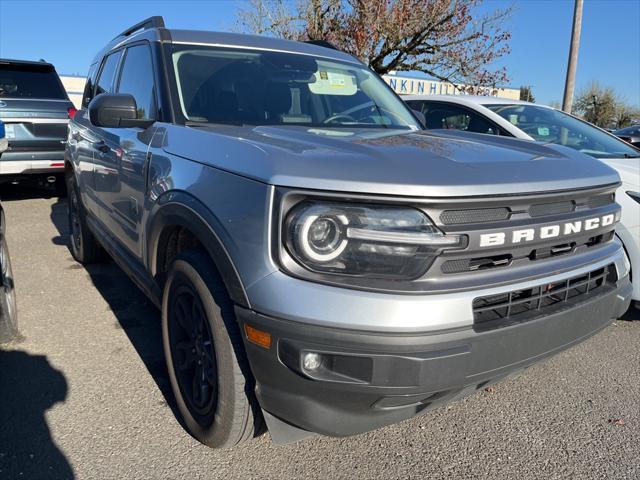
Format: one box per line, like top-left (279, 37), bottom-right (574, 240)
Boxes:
top-left (60, 75), bottom-right (85, 108)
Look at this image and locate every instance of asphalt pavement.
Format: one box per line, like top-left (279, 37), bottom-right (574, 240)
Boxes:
top-left (0, 185), bottom-right (639, 480)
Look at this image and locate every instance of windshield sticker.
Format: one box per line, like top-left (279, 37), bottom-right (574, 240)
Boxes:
top-left (4, 124), bottom-right (15, 139)
top-left (310, 69), bottom-right (357, 95)
top-left (537, 127), bottom-right (550, 136)
top-left (508, 114), bottom-right (518, 125)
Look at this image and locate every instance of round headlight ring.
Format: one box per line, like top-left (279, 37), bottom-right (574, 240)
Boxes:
top-left (297, 213), bottom-right (348, 262)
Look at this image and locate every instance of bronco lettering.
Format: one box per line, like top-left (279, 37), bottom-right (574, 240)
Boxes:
top-left (480, 213), bottom-right (617, 247)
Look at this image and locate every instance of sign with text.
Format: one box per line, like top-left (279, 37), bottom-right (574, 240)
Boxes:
top-left (382, 74), bottom-right (520, 100)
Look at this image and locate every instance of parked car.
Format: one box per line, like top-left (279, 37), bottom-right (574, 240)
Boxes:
top-left (66, 17), bottom-right (631, 448)
top-left (0, 120), bottom-right (7, 153)
top-left (0, 58), bottom-right (75, 194)
top-left (0, 202), bottom-right (17, 343)
top-left (613, 125), bottom-right (640, 148)
top-left (404, 95), bottom-right (640, 307)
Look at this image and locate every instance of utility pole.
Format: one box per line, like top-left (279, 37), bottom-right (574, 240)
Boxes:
top-left (562, 0), bottom-right (584, 113)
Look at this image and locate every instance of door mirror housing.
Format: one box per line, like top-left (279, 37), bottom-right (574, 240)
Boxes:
top-left (412, 109), bottom-right (426, 129)
top-left (88, 93), bottom-right (155, 129)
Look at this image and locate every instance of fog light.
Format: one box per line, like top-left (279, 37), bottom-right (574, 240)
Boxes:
top-left (303, 352), bottom-right (322, 371)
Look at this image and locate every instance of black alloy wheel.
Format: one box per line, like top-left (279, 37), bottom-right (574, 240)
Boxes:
top-left (168, 284), bottom-right (218, 424)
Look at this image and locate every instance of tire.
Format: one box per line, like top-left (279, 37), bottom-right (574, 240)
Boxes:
top-left (162, 250), bottom-right (262, 448)
top-left (0, 233), bottom-right (18, 343)
top-left (66, 173), bottom-right (105, 264)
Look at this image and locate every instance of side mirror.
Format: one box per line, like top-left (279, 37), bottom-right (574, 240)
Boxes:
top-left (88, 93), bottom-right (154, 129)
top-left (412, 109), bottom-right (426, 129)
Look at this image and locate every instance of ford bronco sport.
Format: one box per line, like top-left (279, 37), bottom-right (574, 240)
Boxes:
top-left (65, 17), bottom-right (632, 448)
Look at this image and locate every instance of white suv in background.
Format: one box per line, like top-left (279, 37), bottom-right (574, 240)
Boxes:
top-left (404, 95), bottom-right (640, 307)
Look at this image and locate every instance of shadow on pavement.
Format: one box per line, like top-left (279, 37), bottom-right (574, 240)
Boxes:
top-left (48, 198), bottom-right (180, 419)
top-left (0, 349), bottom-right (74, 479)
top-left (619, 302), bottom-right (639, 321)
top-left (0, 182), bottom-right (60, 202)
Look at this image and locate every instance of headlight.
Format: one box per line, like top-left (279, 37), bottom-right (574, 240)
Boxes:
top-left (284, 201), bottom-right (464, 279)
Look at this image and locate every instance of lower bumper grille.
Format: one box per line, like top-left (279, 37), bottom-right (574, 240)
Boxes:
top-left (472, 265), bottom-right (615, 331)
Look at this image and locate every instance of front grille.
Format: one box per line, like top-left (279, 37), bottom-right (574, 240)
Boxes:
top-left (442, 233), bottom-right (613, 274)
top-left (588, 193), bottom-right (615, 209)
top-left (529, 201), bottom-right (575, 217)
top-left (472, 265), bottom-right (615, 331)
top-left (440, 207), bottom-right (510, 225)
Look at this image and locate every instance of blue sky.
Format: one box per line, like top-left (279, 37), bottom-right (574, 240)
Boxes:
top-left (0, 0), bottom-right (638, 106)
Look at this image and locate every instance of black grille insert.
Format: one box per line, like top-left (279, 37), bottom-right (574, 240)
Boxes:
top-left (472, 265), bottom-right (615, 331)
top-left (529, 201), bottom-right (575, 217)
top-left (588, 194), bottom-right (615, 209)
top-left (440, 208), bottom-right (510, 225)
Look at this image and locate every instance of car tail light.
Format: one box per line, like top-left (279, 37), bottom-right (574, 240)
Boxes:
top-left (67, 107), bottom-right (77, 119)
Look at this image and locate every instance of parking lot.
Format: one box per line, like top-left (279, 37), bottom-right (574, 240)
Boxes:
top-left (0, 186), bottom-right (638, 480)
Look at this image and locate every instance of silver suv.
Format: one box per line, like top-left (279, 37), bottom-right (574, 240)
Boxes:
top-left (65, 17), bottom-right (632, 448)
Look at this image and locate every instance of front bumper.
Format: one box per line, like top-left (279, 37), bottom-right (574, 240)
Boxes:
top-left (239, 271), bottom-right (632, 442)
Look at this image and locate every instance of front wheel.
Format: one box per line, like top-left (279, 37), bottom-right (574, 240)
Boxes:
top-left (162, 250), bottom-right (262, 448)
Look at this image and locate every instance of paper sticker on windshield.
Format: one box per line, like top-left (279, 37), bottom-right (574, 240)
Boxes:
top-left (310, 69), bottom-right (357, 95)
top-left (508, 115), bottom-right (518, 125)
top-left (4, 124), bottom-right (15, 139)
top-left (537, 127), bottom-right (550, 136)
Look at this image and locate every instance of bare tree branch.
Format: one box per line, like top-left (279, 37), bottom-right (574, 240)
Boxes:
top-left (236, 0), bottom-right (513, 88)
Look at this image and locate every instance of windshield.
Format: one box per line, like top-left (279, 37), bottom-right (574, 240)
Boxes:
top-left (485, 104), bottom-right (639, 158)
top-left (614, 126), bottom-right (640, 136)
top-left (0, 63), bottom-right (68, 99)
top-left (168, 45), bottom-right (419, 129)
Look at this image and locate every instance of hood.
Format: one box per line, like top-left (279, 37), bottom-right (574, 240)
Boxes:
top-left (162, 125), bottom-right (620, 197)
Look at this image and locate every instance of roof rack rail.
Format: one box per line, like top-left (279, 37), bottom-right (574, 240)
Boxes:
top-left (304, 40), bottom-right (339, 51)
top-left (114, 16), bottom-right (165, 40)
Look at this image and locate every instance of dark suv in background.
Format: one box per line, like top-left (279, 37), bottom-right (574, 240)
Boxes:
top-left (0, 59), bottom-right (75, 192)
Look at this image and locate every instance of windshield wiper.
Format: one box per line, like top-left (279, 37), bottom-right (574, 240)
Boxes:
top-left (623, 152), bottom-right (640, 158)
top-left (185, 120), bottom-right (245, 127)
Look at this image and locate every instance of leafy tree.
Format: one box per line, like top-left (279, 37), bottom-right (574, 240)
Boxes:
top-left (237, 0), bottom-right (513, 91)
top-left (519, 86), bottom-right (535, 103)
top-left (573, 82), bottom-right (618, 128)
top-left (614, 103), bottom-right (640, 129)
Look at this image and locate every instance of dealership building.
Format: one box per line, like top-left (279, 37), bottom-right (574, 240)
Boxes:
top-left (60, 75), bottom-right (85, 108)
top-left (61, 73), bottom-right (521, 109)
top-left (382, 74), bottom-right (521, 100)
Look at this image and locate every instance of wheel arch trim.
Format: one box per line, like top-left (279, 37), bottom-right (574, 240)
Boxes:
top-left (146, 192), bottom-right (250, 308)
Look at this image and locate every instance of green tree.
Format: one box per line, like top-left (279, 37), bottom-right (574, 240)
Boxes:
top-left (519, 86), bottom-right (535, 103)
top-left (237, 0), bottom-right (513, 91)
top-left (573, 82), bottom-right (618, 128)
top-left (614, 103), bottom-right (640, 129)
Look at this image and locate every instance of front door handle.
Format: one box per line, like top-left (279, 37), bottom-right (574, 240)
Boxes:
top-left (94, 140), bottom-right (110, 153)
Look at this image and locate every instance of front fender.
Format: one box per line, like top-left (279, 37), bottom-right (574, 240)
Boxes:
top-left (146, 191), bottom-right (250, 308)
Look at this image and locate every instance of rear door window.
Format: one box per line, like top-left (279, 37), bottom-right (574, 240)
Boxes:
top-left (95, 51), bottom-right (122, 96)
top-left (0, 63), bottom-right (67, 99)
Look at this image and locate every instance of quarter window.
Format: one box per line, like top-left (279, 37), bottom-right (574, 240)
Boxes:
top-left (82, 62), bottom-right (99, 108)
top-left (117, 44), bottom-right (156, 120)
top-left (95, 51), bottom-right (122, 97)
